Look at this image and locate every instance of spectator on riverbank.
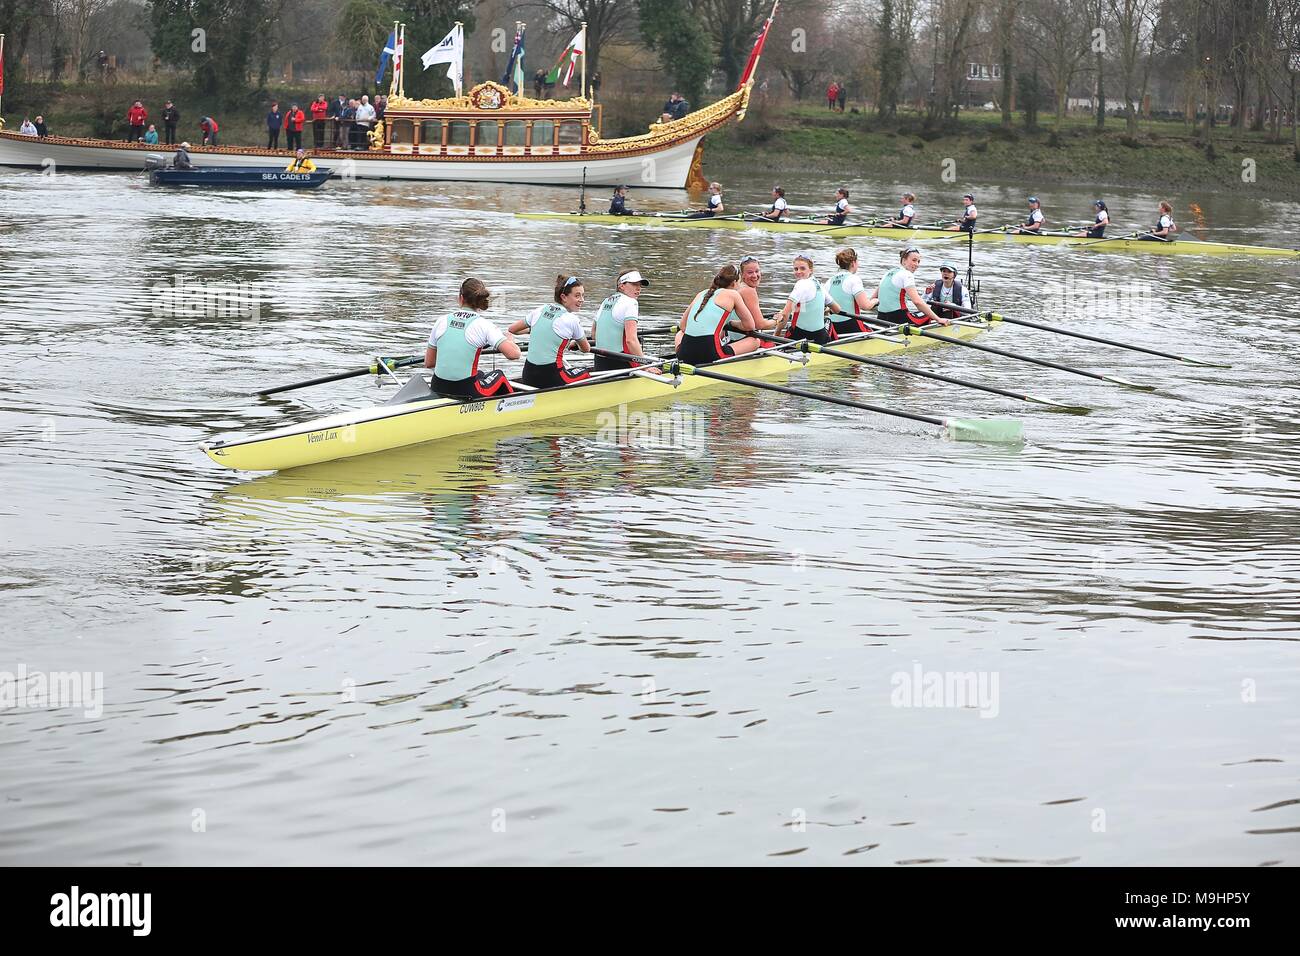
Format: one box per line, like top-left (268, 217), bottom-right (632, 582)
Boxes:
top-left (836, 82), bottom-right (847, 112)
top-left (662, 92), bottom-right (689, 120)
top-left (128, 101), bottom-right (148, 141)
top-left (375, 95), bottom-right (387, 121)
top-left (144, 124), bottom-right (159, 145)
top-left (34, 115), bottom-right (48, 137)
top-left (534, 69), bottom-right (545, 98)
top-left (284, 103), bottom-right (306, 151)
top-left (200, 115), bottom-right (219, 146)
top-left (19, 118), bottom-right (37, 136)
top-left (590, 72), bottom-right (601, 98)
top-left (266, 102), bottom-right (283, 149)
top-left (310, 95), bottom-right (329, 148)
top-left (162, 101), bottom-right (179, 145)
top-left (826, 81), bottom-right (839, 110)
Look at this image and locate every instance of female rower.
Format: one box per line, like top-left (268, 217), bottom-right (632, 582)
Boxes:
top-left (773, 253), bottom-right (831, 344)
top-left (507, 274), bottom-right (592, 388)
top-left (1017, 196), bottom-right (1044, 233)
top-left (816, 188), bottom-right (851, 225)
top-left (946, 193), bottom-right (978, 232)
top-left (761, 186), bottom-right (789, 221)
top-left (591, 269), bottom-right (650, 371)
top-left (1073, 200), bottom-right (1108, 238)
top-left (883, 192), bottom-right (916, 228)
top-left (824, 248), bottom-right (878, 337)
top-left (425, 278), bottom-right (521, 398)
top-left (722, 255), bottom-right (777, 351)
top-left (675, 265), bottom-right (761, 363)
top-left (687, 182), bottom-right (724, 219)
top-left (1145, 201), bottom-right (1176, 240)
top-left (876, 246), bottom-right (949, 328)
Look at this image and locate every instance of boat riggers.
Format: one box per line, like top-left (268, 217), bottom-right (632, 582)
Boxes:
top-left (930, 302), bottom-right (1231, 369)
top-left (591, 347), bottom-right (1025, 443)
top-left (256, 355), bottom-right (424, 396)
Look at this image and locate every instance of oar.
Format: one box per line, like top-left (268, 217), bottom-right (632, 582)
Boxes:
top-left (808, 217), bottom-right (888, 234)
top-left (736, 327), bottom-right (1089, 412)
top-left (592, 348), bottom-right (1023, 442)
top-left (255, 355), bottom-right (423, 396)
top-left (1072, 231), bottom-right (1140, 247)
top-left (870, 318), bottom-right (1155, 390)
top-left (956, 307), bottom-right (1228, 368)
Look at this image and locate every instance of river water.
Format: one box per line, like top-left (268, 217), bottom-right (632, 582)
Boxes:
top-left (1, 164), bottom-right (1298, 866)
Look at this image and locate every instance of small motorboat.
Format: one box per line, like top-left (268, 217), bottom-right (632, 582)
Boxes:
top-left (143, 155), bottom-right (332, 189)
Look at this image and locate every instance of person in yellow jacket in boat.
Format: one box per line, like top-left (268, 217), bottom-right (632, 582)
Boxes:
top-left (285, 148), bottom-right (316, 172)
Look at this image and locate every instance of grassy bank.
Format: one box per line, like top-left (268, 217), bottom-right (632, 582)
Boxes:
top-left (705, 104), bottom-right (1300, 200)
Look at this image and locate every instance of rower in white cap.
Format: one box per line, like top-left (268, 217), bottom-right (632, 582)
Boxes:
top-left (591, 269), bottom-right (651, 371)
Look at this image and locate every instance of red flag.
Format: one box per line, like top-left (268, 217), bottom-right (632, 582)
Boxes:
top-left (738, 2), bottom-right (778, 90)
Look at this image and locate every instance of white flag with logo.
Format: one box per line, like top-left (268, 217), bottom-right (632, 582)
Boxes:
top-left (421, 24), bottom-right (463, 94)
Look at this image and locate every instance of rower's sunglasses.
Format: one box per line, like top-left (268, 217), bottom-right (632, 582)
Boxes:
top-left (738, 255), bottom-right (760, 267)
top-left (562, 276), bottom-right (581, 289)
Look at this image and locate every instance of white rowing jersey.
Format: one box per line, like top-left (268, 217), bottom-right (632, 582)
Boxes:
top-left (1157, 213), bottom-right (1173, 230)
top-left (835, 197), bottom-right (849, 214)
top-left (964, 203), bottom-right (978, 220)
top-left (708, 193), bottom-right (723, 211)
top-left (1096, 209), bottom-right (1110, 226)
top-left (1027, 208), bottom-right (1044, 225)
top-left (900, 202), bottom-right (915, 222)
top-left (770, 196), bottom-right (788, 216)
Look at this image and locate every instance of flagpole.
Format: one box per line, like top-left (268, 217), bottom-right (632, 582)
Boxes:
top-left (0, 34), bottom-right (6, 121)
top-left (398, 22), bottom-right (406, 97)
top-left (456, 22), bottom-right (464, 96)
top-left (580, 21), bottom-right (587, 99)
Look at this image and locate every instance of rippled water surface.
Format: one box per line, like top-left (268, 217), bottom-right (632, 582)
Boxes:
top-left (2, 167), bottom-right (1298, 865)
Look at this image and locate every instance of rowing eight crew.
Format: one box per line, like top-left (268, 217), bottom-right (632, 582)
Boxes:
top-left (612, 183), bottom-right (1179, 240)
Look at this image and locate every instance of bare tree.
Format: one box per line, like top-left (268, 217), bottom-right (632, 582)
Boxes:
top-left (1025, 0), bottom-right (1090, 130)
top-left (1106, 0), bottom-right (1158, 136)
top-left (925, 0), bottom-right (981, 123)
top-left (992, 0), bottom-right (1020, 128)
top-left (526, 0), bottom-right (637, 80)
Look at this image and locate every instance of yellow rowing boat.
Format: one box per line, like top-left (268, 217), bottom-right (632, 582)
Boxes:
top-left (514, 212), bottom-right (1300, 258)
top-left (202, 321), bottom-right (991, 472)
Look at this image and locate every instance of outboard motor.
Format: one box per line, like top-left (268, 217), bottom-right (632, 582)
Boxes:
top-left (143, 154), bottom-right (165, 172)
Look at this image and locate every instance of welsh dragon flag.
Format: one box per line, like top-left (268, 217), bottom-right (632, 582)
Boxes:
top-left (544, 26), bottom-right (585, 87)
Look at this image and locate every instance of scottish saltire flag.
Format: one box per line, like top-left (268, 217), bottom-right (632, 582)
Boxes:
top-left (376, 30), bottom-right (397, 85)
top-left (501, 26), bottom-right (526, 94)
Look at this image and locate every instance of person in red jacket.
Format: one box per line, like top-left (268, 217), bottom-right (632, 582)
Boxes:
top-left (200, 115), bottom-right (219, 146)
top-left (127, 101), bottom-right (148, 142)
top-left (309, 95), bottom-right (329, 149)
top-left (284, 103), bottom-right (306, 152)
top-left (826, 81), bottom-right (838, 111)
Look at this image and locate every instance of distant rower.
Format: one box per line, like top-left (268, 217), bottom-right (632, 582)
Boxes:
top-left (825, 248), bottom-right (878, 337)
top-left (1146, 201), bottom-right (1176, 240)
top-left (1017, 196), bottom-right (1044, 233)
top-left (675, 264), bottom-right (761, 363)
top-left (877, 246), bottom-right (949, 327)
top-left (947, 193), bottom-right (977, 232)
top-left (686, 181), bottom-right (724, 219)
top-left (425, 278), bottom-right (520, 398)
top-left (762, 186), bottom-right (789, 221)
top-left (883, 192), bottom-right (916, 228)
top-left (816, 188), bottom-right (851, 225)
top-left (609, 185), bottom-right (636, 216)
top-left (773, 253), bottom-right (831, 344)
top-left (592, 269), bottom-right (651, 371)
top-left (508, 274), bottom-right (592, 388)
top-left (1074, 200), bottom-right (1108, 238)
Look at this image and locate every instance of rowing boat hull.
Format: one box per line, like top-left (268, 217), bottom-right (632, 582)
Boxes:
top-left (514, 212), bottom-right (1300, 258)
top-left (202, 322), bottom-right (985, 472)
